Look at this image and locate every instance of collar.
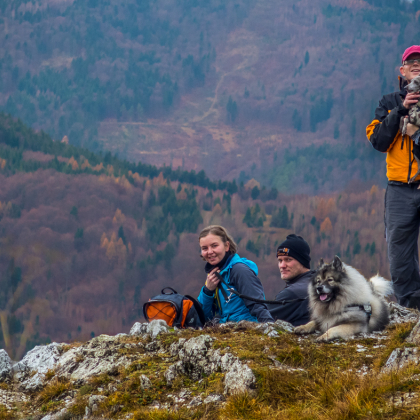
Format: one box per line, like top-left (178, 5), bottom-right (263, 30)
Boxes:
top-left (204, 251), bottom-right (233, 274)
top-left (285, 270), bottom-right (315, 286)
top-left (399, 76), bottom-right (408, 97)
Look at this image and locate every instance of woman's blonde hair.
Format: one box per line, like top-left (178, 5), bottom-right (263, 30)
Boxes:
top-left (198, 225), bottom-right (238, 255)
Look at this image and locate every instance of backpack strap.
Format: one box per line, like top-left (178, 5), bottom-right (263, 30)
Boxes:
top-left (184, 295), bottom-right (206, 326)
top-left (215, 272), bottom-right (308, 305)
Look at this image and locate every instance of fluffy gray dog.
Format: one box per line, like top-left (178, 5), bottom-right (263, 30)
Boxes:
top-left (294, 256), bottom-right (392, 342)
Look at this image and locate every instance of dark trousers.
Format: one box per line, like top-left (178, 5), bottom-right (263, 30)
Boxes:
top-left (386, 183), bottom-right (420, 306)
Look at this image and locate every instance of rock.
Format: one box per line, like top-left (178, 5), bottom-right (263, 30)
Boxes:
top-left (140, 374), bottom-right (151, 390)
top-left (129, 322), bottom-right (148, 336)
top-left (383, 347), bottom-right (420, 372)
top-left (224, 360), bottom-right (256, 395)
top-left (0, 388), bottom-right (29, 408)
top-left (40, 408), bottom-right (68, 420)
top-left (187, 396), bottom-right (203, 407)
top-left (164, 336), bottom-right (255, 395)
top-left (407, 319), bottom-right (420, 345)
top-left (55, 335), bottom-right (131, 382)
top-left (203, 394), bottom-right (224, 404)
top-left (164, 361), bottom-right (184, 385)
top-left (89, 394), bottom-right (106, 407)
top-left (389, 391), bottom-right (419, 407)
top-left (0, 350), bottom-right (12, 381)
top-left (274, 319), bottom-right (295, 333)
top-left (147, 320), bottom-right (169, 339)
top-left (389, 302), bottom-right (419, 324)
top-left (14, 343), bottom-right (63, 390)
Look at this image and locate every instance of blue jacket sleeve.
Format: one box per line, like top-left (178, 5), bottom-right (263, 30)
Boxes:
top-left (230, 264), bottom-right (274, 323)
top-left (198, 286), bottom-right (215, 322)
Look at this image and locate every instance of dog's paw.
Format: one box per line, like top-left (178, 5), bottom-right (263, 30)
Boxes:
top-left (294, 326), bottom-right (306, 335)
top-left (315, 333), bottom-right (332, 342)
top-left (294, 324), bottom-right (313, 335)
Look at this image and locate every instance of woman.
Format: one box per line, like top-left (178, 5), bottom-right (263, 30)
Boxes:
top-left (197, 225), bottom-right (273, 323)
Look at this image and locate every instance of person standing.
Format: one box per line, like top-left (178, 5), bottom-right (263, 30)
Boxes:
top-left (366, 45), bottom-right (420, 308)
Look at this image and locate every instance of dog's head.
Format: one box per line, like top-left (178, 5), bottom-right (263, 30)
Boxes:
top-left (407, 75), bottom-right (420, 93)
top-left (311, 255), bottom-right (345, 303)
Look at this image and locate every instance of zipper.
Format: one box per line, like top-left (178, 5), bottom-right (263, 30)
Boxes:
top-left (408, 135), bottom-right (413, 183)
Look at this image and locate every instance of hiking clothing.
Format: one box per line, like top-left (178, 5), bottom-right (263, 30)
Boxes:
top-left (268, 270), bottom-right (314, 326)
top-left (204, 251), bottom-right (232, 274)
top-left (197, 253), bottom-right (274, 323)
top-left (366, 83), bottom-right (416, 183)
top-left (385, 182), bottom-right (420, 306)
top-left (367, 78), bottom-right (420, 306)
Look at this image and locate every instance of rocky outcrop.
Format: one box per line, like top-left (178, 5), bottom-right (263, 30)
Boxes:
top-left (13, 343), bottom-right (63, 390)
top-left (164, 334), bottom-right (256, 395)
top-left (383, 347), bottom-right (420, 372)
top-left (0, 350), bottom-right (12, 382)
top-left (130, 319), bottom-right (170, 339)
top-left (389, 302), bottom-right (420, 325)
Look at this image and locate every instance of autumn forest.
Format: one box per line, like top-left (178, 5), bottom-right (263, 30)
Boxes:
top-left (0, 114), bottom-right (388, 359)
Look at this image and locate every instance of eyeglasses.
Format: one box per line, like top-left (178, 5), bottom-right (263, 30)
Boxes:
top-left (403, 59), bottom-right (420, 66)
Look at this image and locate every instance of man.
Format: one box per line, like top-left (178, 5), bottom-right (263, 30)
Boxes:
top-left (268, 234), bottom-right (314, 326)
top-left (366, 45), bottom-right (420, 308)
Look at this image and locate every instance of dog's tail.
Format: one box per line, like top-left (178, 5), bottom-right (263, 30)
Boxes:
top-left (369, 275), bottom-right (393, 297)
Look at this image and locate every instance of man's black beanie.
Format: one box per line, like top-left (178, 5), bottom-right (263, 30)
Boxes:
top-left (277, 234), bottom-right (311, 269)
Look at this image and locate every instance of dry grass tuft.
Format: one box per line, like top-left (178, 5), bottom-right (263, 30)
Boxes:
top-left (0, 405), bottom-right (16, 420)
top-left (37, 376), bottom-right (71, 407)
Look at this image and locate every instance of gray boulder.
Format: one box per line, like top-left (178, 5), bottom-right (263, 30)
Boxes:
top-left (407, 319), bottom-right (420, 345)
top-left (383, 347), bottom-right (420, 372)
top-left (164, 335), bottom-right (256, 395)
top-left (147, 320), bottom-right (169, 339)
top-left (140, 374), bottom-right (152, 390)
top-left (389, 302), bottom-right (419, 325)
top-left (55, 334), bottom-right (132, 382)
top-left (129, 322), bottom-right (148, 336)
top-left (224, 360), bottom-right (256, 395)
top-left (0, 350), bottom-right (12, 381)
top-left (14, 343), bottom-right (63, 390)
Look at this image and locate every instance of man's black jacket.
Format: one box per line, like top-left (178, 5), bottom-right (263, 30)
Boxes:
top-left (268, 270), bottom-right (314, 327)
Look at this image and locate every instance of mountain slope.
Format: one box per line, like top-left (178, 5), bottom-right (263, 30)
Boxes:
top-left (1, 0), bottom-right (418, 192)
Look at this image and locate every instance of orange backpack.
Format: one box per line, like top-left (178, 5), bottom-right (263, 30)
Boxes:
top-left (143, 287), bottom-right (205, 328)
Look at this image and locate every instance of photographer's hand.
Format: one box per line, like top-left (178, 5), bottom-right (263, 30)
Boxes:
top-left (403, 92), bottom-right (420, 109)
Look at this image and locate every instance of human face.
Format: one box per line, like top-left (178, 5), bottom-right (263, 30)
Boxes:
top-left (400, 53), bottom-right (420, 82)
top-left (278, 255), bottom-right (308, 281)
top-left (200, 234), bottom-right (229, 265)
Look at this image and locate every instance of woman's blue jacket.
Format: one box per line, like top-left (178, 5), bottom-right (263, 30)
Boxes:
top-left (197, 253), bottom-right (272, 323)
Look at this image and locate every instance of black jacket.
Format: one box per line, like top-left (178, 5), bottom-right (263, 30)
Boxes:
top-left (268, 270), bottom-right (314, 326)
top-left (366, 79), bottom-right (419, 183)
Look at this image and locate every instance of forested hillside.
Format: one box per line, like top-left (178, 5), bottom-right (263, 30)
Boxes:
top-left (0, 0), bottom-right (419, 193)
top-left (0, 114), bottom-right (388, 359)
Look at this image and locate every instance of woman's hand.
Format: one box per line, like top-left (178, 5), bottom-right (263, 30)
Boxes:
top-left (206, 267), bottom-right (221, 291)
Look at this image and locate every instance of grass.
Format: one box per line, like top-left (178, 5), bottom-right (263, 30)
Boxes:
top-left (37, 377), bottom-right (71, 408)
top-left (10, 316), bottom-right (420, 419)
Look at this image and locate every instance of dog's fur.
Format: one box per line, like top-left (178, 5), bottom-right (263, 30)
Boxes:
top-left (401, 75), bottom-right (420, 183)
top-left (295, 256), bottom-right (393, 342)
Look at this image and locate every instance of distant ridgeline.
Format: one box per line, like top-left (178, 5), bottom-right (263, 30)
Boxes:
top-left (0, 113), bottom-right (239, 194)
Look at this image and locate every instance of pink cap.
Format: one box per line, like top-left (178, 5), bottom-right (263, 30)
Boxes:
top-left (402, 45), bottom-right (420, 63)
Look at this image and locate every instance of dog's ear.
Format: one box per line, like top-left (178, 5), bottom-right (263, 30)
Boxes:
top-left (332, 255), bottom-right (343, 271)
top-left (317, 258), bottom-right (324, 268)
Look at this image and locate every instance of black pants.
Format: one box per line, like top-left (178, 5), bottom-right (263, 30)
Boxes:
top-left (386, 183), bottom-right (420, 306)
